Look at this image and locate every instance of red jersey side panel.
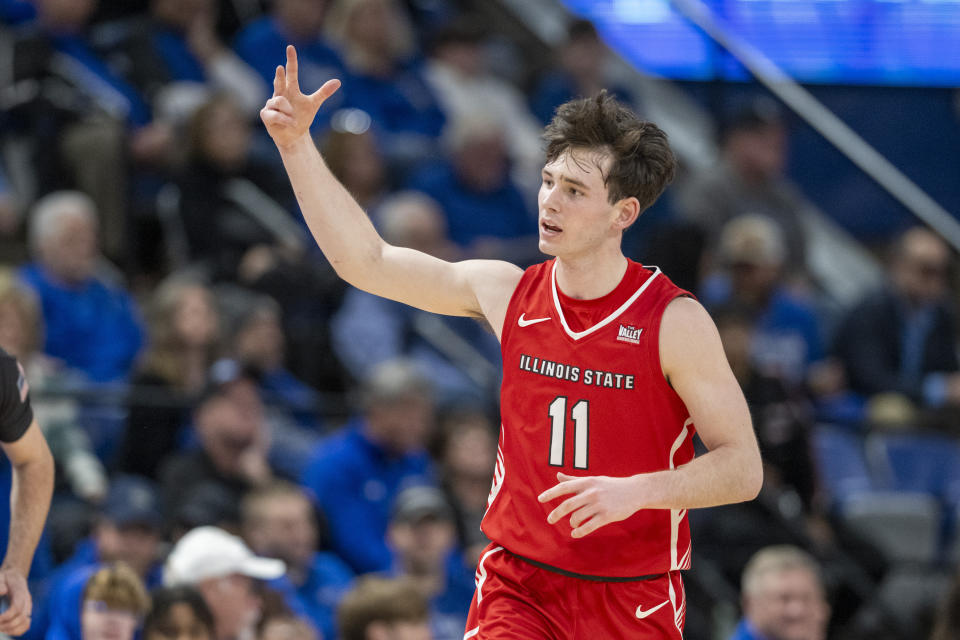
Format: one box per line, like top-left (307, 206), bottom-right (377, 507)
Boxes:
top-left (483, 258), bottom-right (696, 578)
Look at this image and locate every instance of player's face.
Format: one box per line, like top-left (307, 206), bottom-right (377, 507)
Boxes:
top-left (537, 150), bottom-right (626, 260)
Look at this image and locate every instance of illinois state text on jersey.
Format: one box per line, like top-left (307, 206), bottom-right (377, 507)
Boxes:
top-left (483, 258), bottom-right (696, 578)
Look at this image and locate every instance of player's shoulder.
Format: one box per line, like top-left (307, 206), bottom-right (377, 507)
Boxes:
top-left (661, 296), bottom-right (713, 333)
top-left (460, 258), bottom-right (526, 297)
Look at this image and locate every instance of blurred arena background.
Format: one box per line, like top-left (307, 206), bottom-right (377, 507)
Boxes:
top-left (1, 0), bottom-right (959, 638)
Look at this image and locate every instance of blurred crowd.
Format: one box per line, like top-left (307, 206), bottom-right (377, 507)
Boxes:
top-left (1, 0), bottom-right (960, 639)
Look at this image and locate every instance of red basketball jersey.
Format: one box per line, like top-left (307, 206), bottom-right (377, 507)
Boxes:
top-left (482, 258), bottom-right (696, 578)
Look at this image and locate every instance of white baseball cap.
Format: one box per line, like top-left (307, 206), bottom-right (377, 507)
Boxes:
top-left (163, 526), bottom-right (286, 586)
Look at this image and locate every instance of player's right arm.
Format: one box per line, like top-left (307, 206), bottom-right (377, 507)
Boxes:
top-left (260, 46), bottom-right (522, 336)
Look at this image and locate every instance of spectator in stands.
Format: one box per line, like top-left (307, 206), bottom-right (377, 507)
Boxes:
top-left (234, 0), bottom-right (346, 133)
top-left (9, 0), bottom-right (173, 262)
top-left (99, 0), bottom-right (265, 123)
top-left (257, 614), bottom-right (317, 640)
top-left (407, 114), bottom-right (538, 265)
top-left (321, 125), bottom-right (388, 213)
top-left (0, 269), bottom-right (107, 503)
top-left (118, 274), bottom-right (221, 479)
top-left (435, 409), bottom-right (497, 567)
top-left (158, 359), bottom-right (274, 520)
top-left (331, 191), bottom-right (501, 405)
top-left (142, 586), bottom-right (215, 640)
top-left (78, 563), bottom-right (151, 640)
top-left (337, 576), bottom-right (431, 640)
top-left (833, 227), bottom-right (960, 411)
top-left (387, 486), bottom-right (475, 640)
top-left (529, 19), bottom-right (635, 126)
top-left (163, 526), bottom-right (286, 640)
top-left (301, 359), bottom-right (436, 574)
top-left (19, 192), bottom-right (144, 383)
top-left (729, 545), bottom-right (830, 640)
top-left (323, 0), bottom-right (446, 169)
top-left (175, 94), bottom-right (305, 282)
top-left (241, 481), bottom-right (354, 640)
top-left (35, 476), bottom-right (164, 640)
top-left (424, 17), bottom-right (544, 191)
top-left (219, 288), bottom-right (320, 430)
top-left (675, 97), bottom-right (813, 277)
top-left (701, 214), bottom-right (825, 389)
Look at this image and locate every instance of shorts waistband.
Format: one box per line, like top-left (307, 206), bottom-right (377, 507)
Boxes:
top-left (506, 550), bottom-right (666, 583)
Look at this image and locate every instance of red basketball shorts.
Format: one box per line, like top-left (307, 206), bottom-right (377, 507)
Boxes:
top-left (463, 544), bottom-right (686, 639)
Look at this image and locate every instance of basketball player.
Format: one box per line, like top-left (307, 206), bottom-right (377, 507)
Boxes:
top-left (261, 46), bottom-right (762, 639)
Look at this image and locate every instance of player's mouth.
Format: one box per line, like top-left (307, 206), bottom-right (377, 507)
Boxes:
top-left (541, 221), bottom-right (563, 237)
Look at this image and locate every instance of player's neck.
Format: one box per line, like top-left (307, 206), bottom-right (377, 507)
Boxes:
top-left (555, 251), bottom-right (628, 300)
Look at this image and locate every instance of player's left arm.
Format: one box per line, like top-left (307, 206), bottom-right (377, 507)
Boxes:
top-left (539, 297), bottom-right (762, 538)
top-left (0, 420), bottom-right (54, 634)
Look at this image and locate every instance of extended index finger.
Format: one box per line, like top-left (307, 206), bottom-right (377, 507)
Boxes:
top-left (538, 478), bottom-right (584, 503)
top-left (285, 45), bottom-right (299, 92)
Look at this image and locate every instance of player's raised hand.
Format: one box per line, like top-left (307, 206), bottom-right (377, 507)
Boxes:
top-left (260, 45), bottom-right (341, 149)
top-left (538, 472), bottom-right (645, 539)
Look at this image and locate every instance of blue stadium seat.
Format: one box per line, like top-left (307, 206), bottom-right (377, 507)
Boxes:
top-left (840, 491), bottom-right (941, 564)
top-left (811, 424), bottom-right (873, 507)
top-left (865, 432), bottom-right (960, 505)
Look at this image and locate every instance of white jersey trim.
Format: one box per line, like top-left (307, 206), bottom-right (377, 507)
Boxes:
top-left (463, 546), bottom-right (505, 640)
top-left (550, 262), bottom-right (661, 341)
top-left (669, 418), bottom-right (694, 571)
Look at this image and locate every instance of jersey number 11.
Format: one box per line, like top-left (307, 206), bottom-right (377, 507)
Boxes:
top-left (548, 396), bottom-right (589, 469)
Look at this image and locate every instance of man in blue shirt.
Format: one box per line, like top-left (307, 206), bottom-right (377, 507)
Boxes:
top-left (387, 486), bottom-right (475, 640)
top-left (406, 115), bottom-right (537, 265)
top-left (234, 0), bottom-right (346, 132)
top-left (301, 359), bottom-right (436, 574)
top-left (19, 192), bottom-right (143, 383)
top-left (729, 545), bottom-right (829, 640)
top-left (29, 475), bottom-right (164, 640)
top-left (242, 482), bottom-right (354, 640)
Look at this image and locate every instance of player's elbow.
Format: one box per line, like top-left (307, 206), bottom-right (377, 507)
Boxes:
top-left (740, 448), bottom-right (764, 502)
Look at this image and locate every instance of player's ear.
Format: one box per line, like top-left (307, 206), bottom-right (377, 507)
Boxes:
top-left (612, 197), bottom-right (641, 231)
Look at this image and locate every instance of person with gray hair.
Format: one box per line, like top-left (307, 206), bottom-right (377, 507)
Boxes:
top-left (729, 545), bottom-right (830, 640)
top-left (18, 191), bottom-right (144, 382)
top-left (331, 191), bottom-right (501, 406)
top-left (406, 110), bottom-right (539, 265)
top-left (301, 358), bottom-right (438, 575)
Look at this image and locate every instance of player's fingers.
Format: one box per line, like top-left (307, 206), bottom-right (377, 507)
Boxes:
top-left (0, 608), bottom-right (28, 631)
top-left (557, 472), bottom-right (580, 482)
top-left (571, 514), bottom-right (607, 539)
top-left (272, 65), bottom-right (284, 98)
top-left (285, 45), bottom-right (299, 91)
top-left (568, 504), bottom-right (600, 529)
top-left (261, 111), bottom-right (296, 130)
top-left (265, 95), bottom-right (294, 115)
top-left (546, 494), bottom-right (589, 525)
top-left (0, 602), bottom-right (24, 627)
top-left (537, 480), bottom-right (582, 503)
top-left (309, 78), bottom-right (341, 108)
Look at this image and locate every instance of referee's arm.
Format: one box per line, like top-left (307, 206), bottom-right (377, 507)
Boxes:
top-left (0, 419), bottom-right (54, 635)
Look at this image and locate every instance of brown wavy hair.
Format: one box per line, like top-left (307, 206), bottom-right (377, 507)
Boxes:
top-left (543, 91), bottom-right (677, 212)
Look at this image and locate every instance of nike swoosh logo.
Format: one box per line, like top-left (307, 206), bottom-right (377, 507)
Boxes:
top-left (635, 600), bottom-right (669, 620)
top-left (518, 313), bottom-right (551, 327)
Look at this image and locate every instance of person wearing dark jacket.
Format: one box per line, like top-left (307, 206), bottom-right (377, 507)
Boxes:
top-left (833, 227), bottom-right (959, 408)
